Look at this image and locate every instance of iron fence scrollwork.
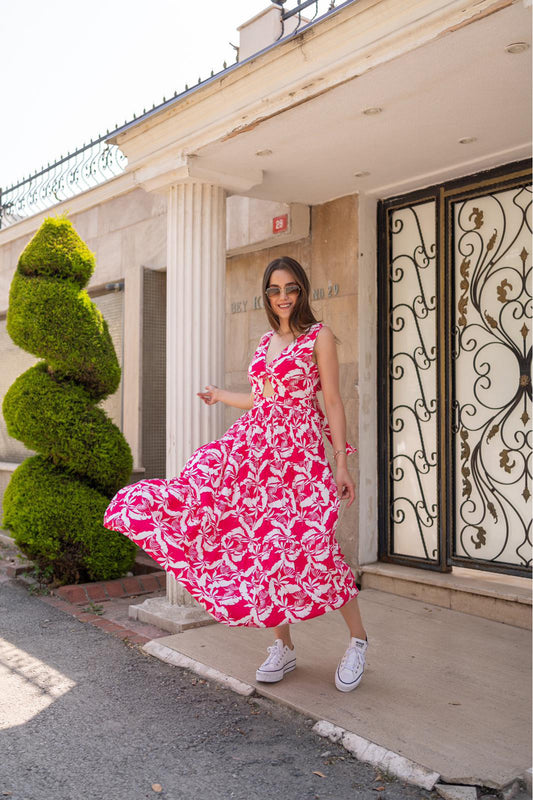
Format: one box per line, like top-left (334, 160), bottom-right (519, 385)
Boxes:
top-left (0, 138), bottom-right (127, 229)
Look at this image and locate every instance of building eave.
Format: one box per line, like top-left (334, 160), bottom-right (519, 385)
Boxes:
top-left (110, 0), bottom-right (518, 183)
top-left (106, 0), bottom-right (357, 148)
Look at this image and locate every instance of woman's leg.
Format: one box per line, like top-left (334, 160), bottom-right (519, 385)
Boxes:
top-left (339, 597), bottom-right (366, 640)
top-left (274, 623), bottom-right (294, 649)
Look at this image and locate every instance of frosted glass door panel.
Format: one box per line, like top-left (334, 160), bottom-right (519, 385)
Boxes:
top-left (389, 201), bottom-right (438, 561)
top-left (452, 185), bottom-right (532, 569)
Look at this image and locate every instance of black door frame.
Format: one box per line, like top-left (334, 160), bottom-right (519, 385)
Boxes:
top-left (377, 158), bottom-right (532, 577)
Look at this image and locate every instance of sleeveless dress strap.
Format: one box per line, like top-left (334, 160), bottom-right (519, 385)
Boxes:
top-left (306, 321), bottom-right (323, 340)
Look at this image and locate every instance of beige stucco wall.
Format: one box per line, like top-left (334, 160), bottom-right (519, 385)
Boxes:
top-left (224, 193), bottom-right (360, 568)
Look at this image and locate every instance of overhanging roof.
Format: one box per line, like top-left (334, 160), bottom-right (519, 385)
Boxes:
top-left (114, 0), bottom-right (532, 204)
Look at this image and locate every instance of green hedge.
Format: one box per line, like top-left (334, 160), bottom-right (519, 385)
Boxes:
top-left (3, 457), bottom-right (135, 583)
top-left (3, 362), bottom-right (130, 496)
top-left (7, 273), bottom-right (120, 399)
top-left (18, 214), bottom-right (95, 286)
top-left (2, 215), bottom-right (135, 583)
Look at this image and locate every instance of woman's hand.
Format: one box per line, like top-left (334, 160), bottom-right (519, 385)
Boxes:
top-left (335, 464), bottom-right (355, 508)
top-left (197, 384), bottom-right (220, 405)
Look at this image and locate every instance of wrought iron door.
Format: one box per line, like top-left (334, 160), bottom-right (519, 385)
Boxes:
top-left (378, 161), bottom-right (532, 576)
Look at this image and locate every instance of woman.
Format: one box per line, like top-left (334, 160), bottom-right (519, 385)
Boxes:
top-left (103, 256), bottom-right (367, 692)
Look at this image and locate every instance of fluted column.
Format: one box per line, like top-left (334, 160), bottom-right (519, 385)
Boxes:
top-left (129, 181), bottom-right (226, 633)
top-left (166, 182), bottom-right (226, 476)
top-left (166, 182), bottom-right (226, 611)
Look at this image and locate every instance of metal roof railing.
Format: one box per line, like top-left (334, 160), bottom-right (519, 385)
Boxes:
top-left (0, 137), bottom-right (127, 229)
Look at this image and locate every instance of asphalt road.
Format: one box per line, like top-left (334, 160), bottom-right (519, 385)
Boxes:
top-left (0, 578), bottom-right (438, 800)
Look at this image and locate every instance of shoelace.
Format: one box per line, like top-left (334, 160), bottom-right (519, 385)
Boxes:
top-left (263, 644), bottom-right (286, 666)
top-left (340, 645), bottom-right (363, 672)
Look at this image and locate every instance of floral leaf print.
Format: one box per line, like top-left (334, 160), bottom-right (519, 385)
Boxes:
top-left (103, 322), bottom-right (359, 627)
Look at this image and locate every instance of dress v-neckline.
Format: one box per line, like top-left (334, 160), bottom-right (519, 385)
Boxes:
top-left (264, 324), bottom-right (315, 367)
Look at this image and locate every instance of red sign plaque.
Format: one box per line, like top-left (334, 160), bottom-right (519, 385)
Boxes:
top-left (272, 214), bottom-right (289, 234)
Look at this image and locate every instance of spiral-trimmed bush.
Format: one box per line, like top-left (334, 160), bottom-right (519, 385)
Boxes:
top-left (2, 215), bottom-right (136, 584)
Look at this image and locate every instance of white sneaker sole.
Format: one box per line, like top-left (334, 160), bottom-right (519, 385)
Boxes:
top-left (256, 658), bottom-right (296, 683)
top-left (335, 667), bottom-right (364, 692)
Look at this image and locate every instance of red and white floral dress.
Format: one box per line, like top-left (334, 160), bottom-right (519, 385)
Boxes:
top-left (103, 321), bottom-right (359, 627)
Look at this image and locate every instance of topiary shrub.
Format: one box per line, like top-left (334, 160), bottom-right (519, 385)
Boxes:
top-left (2, 215), bottom-right (136, 583)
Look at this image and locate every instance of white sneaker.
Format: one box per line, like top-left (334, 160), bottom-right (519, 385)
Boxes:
top-left (335, 636), bottom-right (367, 692)
top-left (255, 639), bottom-right (296, 683)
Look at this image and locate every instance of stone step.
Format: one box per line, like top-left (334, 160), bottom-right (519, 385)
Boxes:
top-left (359, 563), bottom-right (531, 629)
top-left (132, 549), bottom-right (163, 575)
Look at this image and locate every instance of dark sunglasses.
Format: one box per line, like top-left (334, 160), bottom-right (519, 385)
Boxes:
top-left (265, 283), bottom-right (301, 298)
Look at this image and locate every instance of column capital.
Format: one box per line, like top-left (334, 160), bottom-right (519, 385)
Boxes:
top-left (134, 153), bottom-right (263, 195)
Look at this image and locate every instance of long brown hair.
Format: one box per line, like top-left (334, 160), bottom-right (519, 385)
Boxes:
top-left (262, 257), bottom-right (321, 336)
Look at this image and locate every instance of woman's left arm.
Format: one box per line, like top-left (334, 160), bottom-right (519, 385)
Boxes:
top-left (315, 325), bottom-right (355, 507)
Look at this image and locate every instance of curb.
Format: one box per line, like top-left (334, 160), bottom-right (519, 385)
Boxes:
top-left (312, 720), bottom-right (440, 790)
top-left (0, 531), bottom-right (16, 547)
top-left (6, 562), bottom-right (33, 577)
top-left (142, 640), bottom-right (255, 697)
top-left (52, 572), bottom-right (166, 604)
top-left (39, 594), bottom-right (153, 645)
top-left (3, 537), bottom-right (166, 604)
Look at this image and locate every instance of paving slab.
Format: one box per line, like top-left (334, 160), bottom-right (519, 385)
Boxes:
top-left (149, 588), bottom-right (532, 789)
top-left (435, 785), bottom-right (478, 800)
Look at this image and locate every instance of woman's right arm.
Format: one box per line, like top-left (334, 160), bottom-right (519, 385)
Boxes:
top-left (197, 385), bottom-right (254, 410)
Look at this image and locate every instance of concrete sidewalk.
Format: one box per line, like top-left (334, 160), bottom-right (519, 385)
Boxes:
top-left (143, 588), bottom-right (532, 791)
